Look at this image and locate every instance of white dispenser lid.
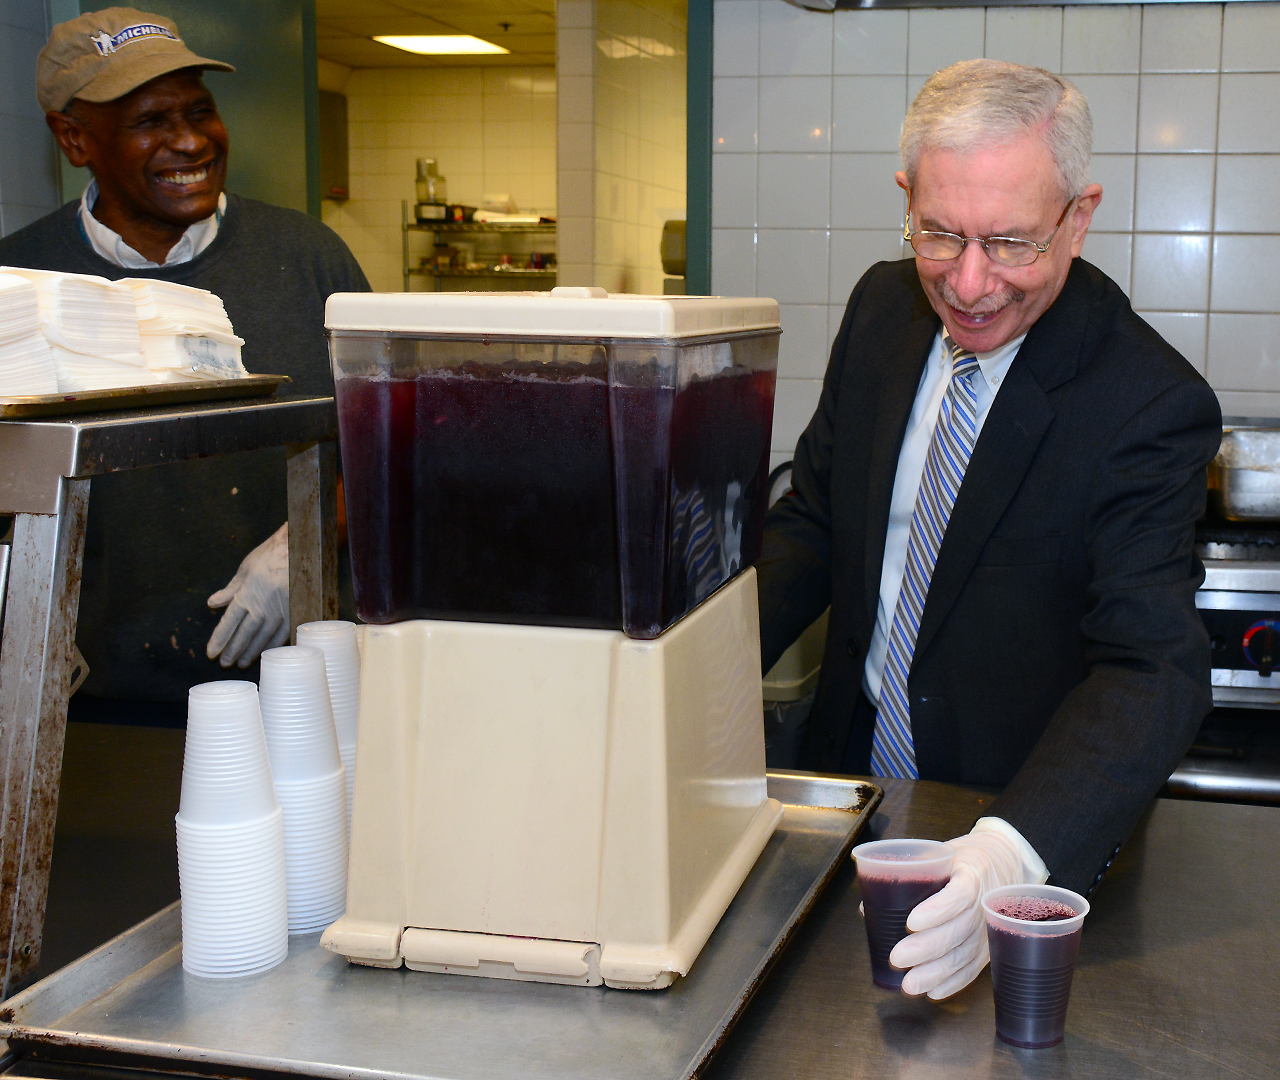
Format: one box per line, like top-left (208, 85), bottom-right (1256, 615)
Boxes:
top-left (325, 288), bottom-right (780, 340)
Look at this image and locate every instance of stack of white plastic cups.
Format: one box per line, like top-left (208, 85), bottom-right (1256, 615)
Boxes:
top-left (295, 621), bottom-right (361, 835)
top-left (176, 682), bottom-right (288, 978)
top-left (259, 645), bottom-right (349, 934)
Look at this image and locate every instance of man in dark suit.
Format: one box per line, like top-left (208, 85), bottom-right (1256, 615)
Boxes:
top-left (757, 60), bottom-right (1221, 999)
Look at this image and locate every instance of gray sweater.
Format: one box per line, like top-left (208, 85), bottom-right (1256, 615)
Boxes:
top-left (0, 195), bottom-right (370, 700)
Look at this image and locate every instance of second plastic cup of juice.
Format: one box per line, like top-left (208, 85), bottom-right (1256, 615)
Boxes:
top-left (982, 884), bottom-right (1090, 1049)
top-left (851, 838), bottom-right (954, 990)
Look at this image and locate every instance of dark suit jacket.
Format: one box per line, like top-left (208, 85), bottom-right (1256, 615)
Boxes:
top-left (757, 257), bottom-right (1222, 894)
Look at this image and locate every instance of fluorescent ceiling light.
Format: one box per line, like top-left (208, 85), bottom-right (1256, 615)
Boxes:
top-left (374, 35), bottom-right (509, 55)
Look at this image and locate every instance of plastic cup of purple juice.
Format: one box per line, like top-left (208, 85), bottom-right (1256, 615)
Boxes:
top-left (982, 884), bottom-right (1091, 1048)
top-left (851, 838), bottom-right (955, 989)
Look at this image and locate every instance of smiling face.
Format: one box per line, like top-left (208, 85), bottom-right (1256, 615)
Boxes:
top-left (49, 68), bottom-right (228, 261)
top-left (896, 134), bottom-right (1101, 354)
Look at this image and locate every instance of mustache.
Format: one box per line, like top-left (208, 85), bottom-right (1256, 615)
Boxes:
top-left (938, 280), bottom-right (1025, 316)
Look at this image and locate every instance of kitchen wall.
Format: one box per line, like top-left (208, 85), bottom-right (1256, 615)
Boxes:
top-left (322, 66), bottom-right (557, 292)
top-left (710, 1), bottom-right (1280, 468)
top-left (558, 0), bottom-right (687, 293)
top-left (1, 0), bottom-right (60, 236)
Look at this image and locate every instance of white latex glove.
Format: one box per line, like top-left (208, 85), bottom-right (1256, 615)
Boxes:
top-left (206, 523), bottom-right (289, 668)
top-left (889, 818), bottom-right (1048, 1000)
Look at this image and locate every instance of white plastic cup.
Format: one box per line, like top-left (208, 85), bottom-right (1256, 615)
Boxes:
top-left (180, 682), bottom-right (277, 825)
top-left (982, 884), bottom-right (1090, 1049)
top-left (259, 646), bottom-right (342, 782)
top-left (176, 808), bottom-right (288, 978)
top-left (295, 621), bottom-right (360, 745)
top-left (852, 838), bottom-right (955, 990)
top-left (275, 765), bottom-right (348, 934)
top-left (295, 621), bottom-right (361, 834)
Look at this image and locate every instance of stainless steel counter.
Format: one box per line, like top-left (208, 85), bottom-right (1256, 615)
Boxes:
top-left (707, 778), bottom-right (1279, 1080)
top-left (0, 776), bottom-right (880, 1080)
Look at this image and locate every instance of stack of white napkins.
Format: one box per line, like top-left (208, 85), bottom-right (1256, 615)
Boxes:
top-left (0, 269), bottom-right (251, 394)
top-left (0, 273), bottom-right (58, 396)
top-left (120, 279), bottom-right (247, 381)
top-left (1, 266), bottom-right (150, 392)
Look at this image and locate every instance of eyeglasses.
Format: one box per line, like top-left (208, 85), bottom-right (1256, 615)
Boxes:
top-left (903, 196), bottom-right (1076, 268)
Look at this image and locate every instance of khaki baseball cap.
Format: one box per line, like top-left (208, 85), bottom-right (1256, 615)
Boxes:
top-left (37, 7), bottom-right (234, 113)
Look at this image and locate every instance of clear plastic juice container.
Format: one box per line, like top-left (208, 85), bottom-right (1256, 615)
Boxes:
top-left (326, 287), bottom-right (779, 638)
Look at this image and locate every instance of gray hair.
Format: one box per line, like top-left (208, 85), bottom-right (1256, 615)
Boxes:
top-left (900, 59), bottom-right (1092, 199)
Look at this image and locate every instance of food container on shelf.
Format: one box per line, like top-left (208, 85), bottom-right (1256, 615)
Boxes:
top-left (325, 287), bottom-right (780, 638)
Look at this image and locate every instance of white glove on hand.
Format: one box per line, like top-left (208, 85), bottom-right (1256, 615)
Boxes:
top-left (206, 523), bottom-right (289, 668)
top-left (889, 818), bottom-right (1048, 1000)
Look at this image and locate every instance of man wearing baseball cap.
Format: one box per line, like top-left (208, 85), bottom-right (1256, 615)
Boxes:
top-left (0, 8), bottom-right (369, 719)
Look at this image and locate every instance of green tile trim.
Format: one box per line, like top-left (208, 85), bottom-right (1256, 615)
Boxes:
top-left (687, 0), bottom-right (713, 295)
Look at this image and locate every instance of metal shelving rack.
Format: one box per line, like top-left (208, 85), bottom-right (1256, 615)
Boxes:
top-left (401, 200), bottom-right (557, 291)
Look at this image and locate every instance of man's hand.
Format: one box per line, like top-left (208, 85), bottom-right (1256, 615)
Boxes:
top-left (888, 818), bottom-right (1048, 1000)
top-left (207, 523), bottom-right (289, 668)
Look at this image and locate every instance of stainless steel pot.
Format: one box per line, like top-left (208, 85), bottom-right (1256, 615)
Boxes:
top-left (1210, 427), bottom-right (1280, 521)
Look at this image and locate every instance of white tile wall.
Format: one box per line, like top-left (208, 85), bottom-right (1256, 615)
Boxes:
top-left (907, 9), bottom-right (985, 76)
top-left (1137, 74), bottom-right (1219, 152)
top-left (1062, 7), bottom-right (1141, 74)
top-left (711, 1), bottom-right (1280, 454)
top-left (1087, 154), bottom-right (1136, 232)
top-left (1215, 156), bottom-right (1280, 232)
top-left (758, 154), bottom-right (830, 228)
top-left (833, 10), bottom-right (908, 76)
top-left (832, 75), bottom-right (908, 152)
top-left (984, 8), bottom-right (1062, 71)
top-left (321, 66), bottom-right (557, 292)
top-left (1134, 154), bottom-right (1214, 232)
top-left (1140, 5), bottom-right (1221, 73)
top-left (758, 77), bottom-right (831, 152)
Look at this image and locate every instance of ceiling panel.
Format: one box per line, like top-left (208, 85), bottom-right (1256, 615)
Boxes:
top-left (316, 0), bottom-right (557, 68)
top-left (315, 0), bottom-right (406, 17)
top-left (319, 16), bottom-right (459, 35)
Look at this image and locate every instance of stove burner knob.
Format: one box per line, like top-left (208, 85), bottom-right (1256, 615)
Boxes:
top-left (1243, 620), bottom-right (1280, 677)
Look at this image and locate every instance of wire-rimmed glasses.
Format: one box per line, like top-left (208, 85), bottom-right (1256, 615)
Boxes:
top-left (903, 196), bottom-right (1076, 268)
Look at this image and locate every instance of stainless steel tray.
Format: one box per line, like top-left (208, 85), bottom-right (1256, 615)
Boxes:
top-left (0, 773), bottom-right (879, 1080)
top-left (0, 374), bottom-right (290, 419)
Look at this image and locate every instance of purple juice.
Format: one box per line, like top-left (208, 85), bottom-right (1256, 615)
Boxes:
top-left (986, 896), bottom-right (1082, 1049)
top-left (333, 359), bottom-right (774, 635)
top-left (858, 869), bottom-right (951, 990)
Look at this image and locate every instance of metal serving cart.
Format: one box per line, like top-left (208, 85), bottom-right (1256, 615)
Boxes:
top-left (0, 394), bottom-right (340, 998)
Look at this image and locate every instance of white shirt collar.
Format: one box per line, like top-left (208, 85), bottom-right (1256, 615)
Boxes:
top-left (79, 179), bottom-right (225, 269)
top-left (937, 330), bottom-right (1026, 394)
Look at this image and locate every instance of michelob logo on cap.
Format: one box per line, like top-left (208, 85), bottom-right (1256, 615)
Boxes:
top-left (89, 23), bottom-right (180, 56)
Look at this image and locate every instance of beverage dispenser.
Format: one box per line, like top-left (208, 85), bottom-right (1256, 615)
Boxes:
top-left (320, 287), bottom-right (785, 989)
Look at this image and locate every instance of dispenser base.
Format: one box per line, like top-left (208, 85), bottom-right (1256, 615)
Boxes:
top-left (323, 570), bottom-right (779, 989)
top-left (323, 794), bottom-right (783, 988)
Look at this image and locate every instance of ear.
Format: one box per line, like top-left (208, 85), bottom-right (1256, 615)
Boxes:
top-left (895, 171), bottom-right (909, 193)
top-left (1067, 182), bottom-right (1103, 258)
top-left (46, 110), bottom-right (94, 169)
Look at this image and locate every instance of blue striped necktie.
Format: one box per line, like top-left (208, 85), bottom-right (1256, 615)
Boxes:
top-left (871, 335), bottom-right (981, 779)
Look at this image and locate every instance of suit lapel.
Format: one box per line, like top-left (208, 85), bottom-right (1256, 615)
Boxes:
top-left (911, 259), bottom-right (1097, 660)
top-left (863, 297), bottom-right (938, 628)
